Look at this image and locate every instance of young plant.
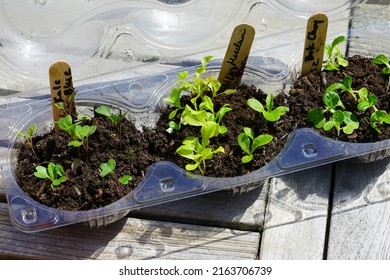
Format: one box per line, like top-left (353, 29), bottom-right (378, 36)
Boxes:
top-left (163, 56), bottom-right (235, 132)
top-left (373, 54), bottom-right (390, 93)
top-left (100, 159), bottom-right (132, 194)
top-left (53, 90), bottom-right (77, 115)
top-left (34, 162), bottom-right (67, 190)
top-left (325, 75), bottom-right (366, 100)
top-left (370, 110), bottom-right (390, 134)
top-left (372, 54), bottom-right (390, 75)
top-left (323, 35), bottom-right (349, 71)
top-left (357, 89), bottom-right (378, 112)
top-left (17, 124), bottom-right (37, 158)
top-left (247, 93), bottom-right (289, 122)
top-left (95, 105), bottom-right (128, 138)
top-left (57, 115), bottom-right (96, 155)
top-left (237, 127), bottom-right (273, 163)
top-left (322, 110), bottom-right (359, 136)
top-left (176, 121), bottom-right (224, 175)
top-left (181, 96), bottom-right (232, 134)
top-left (307, 91), bottom-right (359, 136)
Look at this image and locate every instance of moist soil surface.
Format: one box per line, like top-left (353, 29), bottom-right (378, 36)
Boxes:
top-left (15, 55), bottom-right (390, 210)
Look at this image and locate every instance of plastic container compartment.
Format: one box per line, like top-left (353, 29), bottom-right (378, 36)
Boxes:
top-left (0, 0), bottom-right (368, 92)
top-left (1, 3), bottom-right (390, 232)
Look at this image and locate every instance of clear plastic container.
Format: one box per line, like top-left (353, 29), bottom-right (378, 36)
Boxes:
top-left (1, 2), bottom-right (390, 232)
top-left (0, 0), bottom-right (369, 92)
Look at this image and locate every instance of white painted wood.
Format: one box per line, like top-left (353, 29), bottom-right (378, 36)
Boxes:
top-left (327, 159), bottom-right (390, 259)
top-left (260, 166), bottom-right (332, 259)
top-left (0, 203), bottom-right (259, 260)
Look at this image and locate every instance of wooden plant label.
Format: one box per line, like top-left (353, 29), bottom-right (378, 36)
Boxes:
top-left (49, 60), bottom-right (76, 132)
top-left (218, 23), bottom-right (255, 92)
top-left (301, 13), bottom-right (328, 77)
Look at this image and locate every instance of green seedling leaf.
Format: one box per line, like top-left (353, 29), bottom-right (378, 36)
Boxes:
top-left (307, 109), bottom-right (325, 128)
top-left (373, 54), bottom-right (390, 74)
top-left (247, 94), bottom-right (289, 122)
top-left (34, 162), bottom-right (67, 189)
top-left (237, 127), bottom-right (273, 163)
top-left (119, 175), bottom-right (132, 185)
top-left (34, 166), bottom-right (49, 179)
top-left (323, 35), bottom-right (348, 71)
top-left (17, 124), bottom-right (38, 158)
top-left (322, 91), bottom-right (345, 111)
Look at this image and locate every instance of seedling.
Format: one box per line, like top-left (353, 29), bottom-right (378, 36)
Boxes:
top-left (237, 127), bottom-right (273, 163)
top-left (323, 35), bottom-right (348, 71)
top-left (373, 54), bottom-right (390, 93)
top-left (355, 90), bottom-right (390, 133)
top-left (370, 110), bottom-right (390, 134)
top-left (357, 89), bottom-right (377, 112)
top-left (326, 75), bottom-right (366, 100)
top-left (100, 159), bottom-right (132, 194)
top-left (56, 115), bottom-right (96, 155)
top-left (307, 91), bottom-right (359, 136)
top-left (322, 110), bottom-right (359, 136)
top-left (53, 90), bottom-right (77, 115)
top-left (176, 121), bottom-right (224, 175)
top-left (95, 105), bottom-right (128, 138)
top-left (34, 162), bottom-right (67, 190)
top-left (372, 54), bottom-right (390, 75)
top-left (17, 124), bottom-right (37, 158)
top-left (163, 56), bottom-right (235, 131)
top-left (247, 94), bottom-right (289, 122)
top-left (181, 96), bottom-right (232, 134)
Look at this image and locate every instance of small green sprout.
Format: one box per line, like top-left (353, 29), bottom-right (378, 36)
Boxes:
top-left (357, 89), bottom-right (378, 112)
top-left (95, 105), bottom-right (128, 137)
top-left (322, 110), bottom-right (359, 136)
top-left (57, 115), bottom-right (96, 155)
top-left (326, 75), bottom-right (366, 100)
top-left (372, 54), bottom-right (390, 75)
top-left (34, 162), bottom-right (67, 190)
top-left (180, 96), bottom-right (232, 135)
top-left (100, 159), bottom-right (132, 194)
top-left (176, 121), bottom-right (224, 175)
top-left (237, 127), bottom-right (273, 163)
top-left (17, 124), bottom-right (37, 158)
top-left (53, 91), bottom-right (77, 115)
top-left (247, 94), bottom-right (289, 122)
top-left (355, 90), bottom-right (390, 133)
top-left (370, 110), bottom-right (390, 134)
top-left (163, 56), bottom-right (235, 132)
top-left (307, 91), bottom-right (359, 136)
top-left (323, 35), bottom-right (349, 71)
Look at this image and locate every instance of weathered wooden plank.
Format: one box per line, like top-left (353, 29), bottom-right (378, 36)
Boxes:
top-left (327, 158), bottom-right (390, 259)
top-left (326, 3), bottom-right (390, 260)
top-left (0, 203), bottom-right (259, 260)
top-left (259, 166), bottom-right (332, 259)
top-left (131, 183), bottom-right (269, 231)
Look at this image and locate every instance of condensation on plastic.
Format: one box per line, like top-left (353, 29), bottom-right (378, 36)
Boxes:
top-left (1, 3), bottom-right (390, 232)
top-left (0, 0), bottom-right (368, 92)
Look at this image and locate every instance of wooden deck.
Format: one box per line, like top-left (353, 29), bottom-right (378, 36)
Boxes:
top-left (1, 3), bottom-right (390, 260)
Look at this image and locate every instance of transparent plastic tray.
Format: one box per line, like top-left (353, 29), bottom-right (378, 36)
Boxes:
top-left (1, 4), bottom-right (390, 232)
top-left (0, 0), bottom-right (370, 92)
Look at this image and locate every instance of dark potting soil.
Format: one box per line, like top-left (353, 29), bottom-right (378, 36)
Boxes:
top-left (15, 55), bottom-right (390, 210)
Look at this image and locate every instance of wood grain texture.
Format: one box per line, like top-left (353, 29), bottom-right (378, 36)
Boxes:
top-left (131, 181), bottom-right (269, 231)
top-left (326, 4), bottom-right (390, 260)
top-left (259, 166), bottom-right (332, 259)
top-left (0, 203), bottom-right (259, 260)
top-left (327, 159), bottom-right (390, 259)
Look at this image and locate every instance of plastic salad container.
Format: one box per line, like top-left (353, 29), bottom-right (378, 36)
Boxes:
top-left (0, 0), bottom-right (369, 92)
top-left (0, 2), bottom-right (390, 232)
